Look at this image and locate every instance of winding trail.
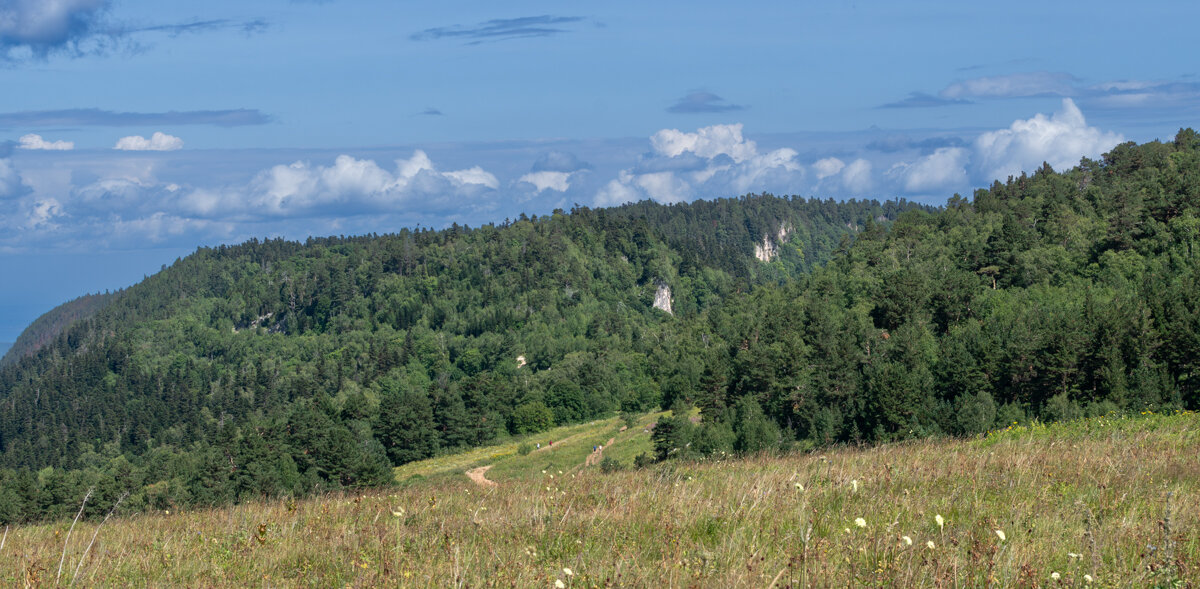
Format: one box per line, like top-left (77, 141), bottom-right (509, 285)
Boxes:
top-left (584, 437), bottom-right (616, 467)
top-left (465, 465), bottom-right (498, 488)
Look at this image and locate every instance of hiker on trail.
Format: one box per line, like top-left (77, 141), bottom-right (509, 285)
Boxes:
top-left (536, 443), bottom-right (541, 449)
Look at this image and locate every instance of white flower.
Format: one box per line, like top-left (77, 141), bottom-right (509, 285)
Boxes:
top-left (855, 517), bottom-right (867, 528)
top-left (563, 567), bottom-right (574, 577)
top-left (1050, 572), bottom-right (1060, 580)
top-left (555, 580), bottom-right (566, 589)
top-left (901, 536), bottom-right (913, 546)
top-left (935, 514), bottom-right (944, 529)
top-left (926, 541), bottom-right (936, 549)
top-left (995, 529), bottom-right (1005, 541)
top-left (851, 479), bottom-right (859, 493)
top-left (1084, 574), bottom-right (1094, 583)
top-left (794, 482), bottom-right (805, 491)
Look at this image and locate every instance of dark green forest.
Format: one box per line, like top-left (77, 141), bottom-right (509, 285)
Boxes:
top-left (2, 130), bottom-right (1199, 523)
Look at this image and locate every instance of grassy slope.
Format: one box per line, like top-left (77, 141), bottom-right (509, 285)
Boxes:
top-left (1, 412), bottom-right (1197, 587)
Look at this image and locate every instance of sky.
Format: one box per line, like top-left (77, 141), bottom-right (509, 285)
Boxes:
top-left (1, 0), bottom-right (1198, 341)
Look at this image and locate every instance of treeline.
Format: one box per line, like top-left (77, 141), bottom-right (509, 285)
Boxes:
top-left (0, 195), bottom-right (905, 523)
top-left (652, 130), bottom-right (1200, 460)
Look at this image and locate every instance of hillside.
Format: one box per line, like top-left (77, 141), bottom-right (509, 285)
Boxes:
top-left (1, 411), bottom-right (1195, 586)
top-left (0, 292), bottom-right (117, 367)
top-left (0, 195), bottom-right (909, 523)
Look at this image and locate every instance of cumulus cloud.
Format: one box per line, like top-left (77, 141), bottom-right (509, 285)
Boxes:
top-left (18, 134), bottom-right (73, 150)
top-left (519, 171), bottom-right (572, 193)
top-left (888, 147), bottom-right (970, 193)
top-left (666, 92), bottom-right (746, 114)
top-left (841, 159), bottom-right (873, 194)
top-left (595, 123), bottom-right (804, 207)
top-left (882, 99), bottom-right (1123, 195)
top-left (813, 157), bottom-right (845, 180)
top-left (973, 98), bottom-right (1123, 181)
top-left (114, 132), bottom-right (183, 151)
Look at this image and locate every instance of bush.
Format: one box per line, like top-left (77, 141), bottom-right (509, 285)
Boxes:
top-left (633, 452), bottom-right (655, 469)
top-left (599, 457), bottom-right (623, 473)
top-left (516, 442), bottom-right (534, 456)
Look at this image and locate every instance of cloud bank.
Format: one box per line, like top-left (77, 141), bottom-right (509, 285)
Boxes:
top-left (0, 101), bottom-right (1128, 253)
top-left (0, 108), bottom-right (270, 128)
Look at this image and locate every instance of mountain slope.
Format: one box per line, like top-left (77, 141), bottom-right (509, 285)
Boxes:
top-left (0, 194), bottom-right (907, 523)
top-left (0, 292), bottom-right (117, 367)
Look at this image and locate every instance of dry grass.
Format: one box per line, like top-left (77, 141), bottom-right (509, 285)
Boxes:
top-left (1, 411), bottom-right (1197, 587)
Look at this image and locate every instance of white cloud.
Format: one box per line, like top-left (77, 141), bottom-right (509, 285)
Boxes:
top-left (813, 157), bottom-right (845, 180)
top-left (114, 132), bottom-right (183, 151)
top-left (888, 147), bottom-right (970, 193)
top-left (18, 133), bottom-right (73, 150)
top-left (635, 171), bottom-right (689, 204)
top-left (594, 171), bottom-right (641, 207)
top-left (650, 123), bottom-right (759, 162)
top-left (940, 72), bottom-right (1077, 99)
top-left (973, 98), bottom-right (1123, 181)
top-left (519, 170), bottom-right (572, 193)
top-left (26, 198), bottom-right (63, 228)
top-left (599, 123), bottom-right (805, 207)
top-left (444, 166), bottom-right (499, 190)
top-left (841, 159), bottom-right (873, 194)
top-left (184, 150), bottom-right (500, 218)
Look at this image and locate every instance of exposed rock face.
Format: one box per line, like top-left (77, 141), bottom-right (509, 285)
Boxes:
top-left (653, 283), bottom-right (673, 315)
top-left (516, 355), bottom-right (527, 369)
top-left (754, 223), bottom-right (793, 262)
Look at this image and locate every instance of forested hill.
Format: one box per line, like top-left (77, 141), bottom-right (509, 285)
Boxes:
top-left (0, 292), bottom-right (117, 367)
top-left (0, 194), bottom-right (909, 522)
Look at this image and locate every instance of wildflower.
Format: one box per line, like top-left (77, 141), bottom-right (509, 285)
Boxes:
top-left (391, 510), bottom-right (403, 518)
top-left (926, 541), bottom-right (935, 549)
top-left (1050, 572), bottom-right (1060, 580)
top-left (555, 580), bottom-right (566, 589)
top-left (935, 514), bottom-right (944, 529)
top-left (995, 529), bottom-right (1005, 541)
top-left (794, 482), bottom-right (804, 491)
top-left (851, 479), bottom-right (859, 493)
top-left (901, 536), bottom-right (913, 546)
top-left (855, 517), bottom-right (867, 528)
top-left (1084, 574), bottom-right (1094, 583)
top-left (563, 567), bottom-right (574, 577)
top-left (1068, 552), bottom-right (1081, 560)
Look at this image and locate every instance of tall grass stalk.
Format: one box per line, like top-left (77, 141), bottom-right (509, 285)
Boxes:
top-left (70, 491), bottom-right (128, 588)
top-left (56, 487), bottom-right (92, 584)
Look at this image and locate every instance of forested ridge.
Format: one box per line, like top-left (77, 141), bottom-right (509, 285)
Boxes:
top-left (0, 193), bottom-right (908, 522)
top-left (1, 130), bottom-right (1198, 523)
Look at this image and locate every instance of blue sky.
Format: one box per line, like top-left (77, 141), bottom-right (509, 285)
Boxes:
top-left (1, 0), bottom-right (1198, 341)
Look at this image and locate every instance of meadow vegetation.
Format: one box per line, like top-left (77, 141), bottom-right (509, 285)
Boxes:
top-left (1, 410), bottom-right (1195, 587)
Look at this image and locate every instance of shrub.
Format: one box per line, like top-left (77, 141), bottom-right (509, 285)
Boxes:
top-left (599, 457), bottom-right (623, 473)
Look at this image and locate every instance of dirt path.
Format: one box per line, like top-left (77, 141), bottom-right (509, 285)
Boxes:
top-left (584, 437), bottom-right (616, 467)
top-left (465, 465), bottom-right (497, 487)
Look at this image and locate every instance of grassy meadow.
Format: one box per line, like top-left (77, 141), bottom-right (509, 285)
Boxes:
top-left (1, 410), bottom-right (1197, 587)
